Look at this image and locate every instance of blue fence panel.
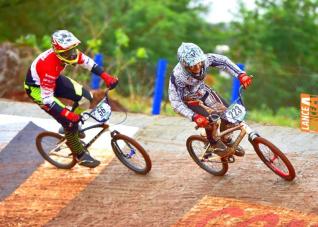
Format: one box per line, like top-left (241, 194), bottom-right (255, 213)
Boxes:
top-left (90, 53), bottom-right (103, 89)
top-left (152, 59), bottom-right (168, 115)
top-left (231, 63), bottom-right (245, 103)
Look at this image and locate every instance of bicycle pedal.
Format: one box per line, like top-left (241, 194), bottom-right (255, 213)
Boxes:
top-left (227, 155), bottom-right (235, 163)
top-left (79, 132), bottom-right (86, 139)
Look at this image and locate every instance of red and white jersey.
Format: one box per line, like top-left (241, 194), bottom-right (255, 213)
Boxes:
top-left (30, 48), bottom-right (95, 105)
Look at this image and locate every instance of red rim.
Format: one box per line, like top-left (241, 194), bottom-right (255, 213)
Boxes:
top-left (252, 137), bottom-right (295, 181)
top-left (266, 154), bottom-right (289, 177)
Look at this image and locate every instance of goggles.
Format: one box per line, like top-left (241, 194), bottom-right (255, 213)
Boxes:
top-left (55, 46), bottom-right (79, 64)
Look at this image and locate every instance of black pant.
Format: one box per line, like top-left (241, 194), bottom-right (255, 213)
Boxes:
top-left (25, 73), bottom-right (92, 131)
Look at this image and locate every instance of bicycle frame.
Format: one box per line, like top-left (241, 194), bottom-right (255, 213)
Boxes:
top-left (206, 118), bottom-right (255, 158)
top-left (186, 86), bottom-right (296, 180)
top-left (193, 86), bottom-right (259, 158)
top-left (58, 88), bottom-right (137, 162)
top-left (80, 123), bottom-right (111, 149)
top-left (76, 89), bottom-right (124, 150)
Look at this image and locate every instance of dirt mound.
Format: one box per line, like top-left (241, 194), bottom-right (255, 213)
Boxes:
top-left (0, 43), bottom-right (25, 97)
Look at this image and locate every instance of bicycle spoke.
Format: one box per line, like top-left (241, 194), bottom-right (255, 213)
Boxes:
top-left (192, 140), bottom-right (224, 170)
top-left (186, 135), bottom-right (228, 176)
top-left (36, 131), bottom-right (77, 169)
top-left (48, 149), bottom-right (72, 158)
top-left (115, 139), bottom-right (147, 170)
top-left (258, 142), bottom-right (290, 176)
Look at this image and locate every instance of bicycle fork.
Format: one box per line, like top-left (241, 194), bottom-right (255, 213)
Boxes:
top-left (110, 130), bottom-right (136, 159)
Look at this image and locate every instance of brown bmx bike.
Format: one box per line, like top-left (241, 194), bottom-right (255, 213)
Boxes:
top-left (186, 86), bottom-right (296, 181)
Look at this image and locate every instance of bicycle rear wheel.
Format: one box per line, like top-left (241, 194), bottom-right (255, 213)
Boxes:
top-left (111, 134), bottom-right (152, 174)
top-left (251, 137), bottom-right (295, 181)
top-left (36, 131), bottom-right (77, 169)
top-left (186, 135), bottom-right (228, 176)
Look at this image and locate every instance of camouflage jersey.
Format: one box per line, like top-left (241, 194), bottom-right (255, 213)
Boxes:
top-left (168, 53), bottom-right (244, 120)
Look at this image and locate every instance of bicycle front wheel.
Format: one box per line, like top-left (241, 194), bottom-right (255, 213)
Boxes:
top-left (251, 137), bottom-right (296, 181)
top-left (111, 134), bottom-right (152, 174)
top-left (186, 135), bottom-right (228, 176)
top-left (36, 131), bottom-right (77, 169)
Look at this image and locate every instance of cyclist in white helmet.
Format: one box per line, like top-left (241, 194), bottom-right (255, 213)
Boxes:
top-left (24, 30), bottom-right (118, 168)
top-left (168, 42), bottom-right (253, 157)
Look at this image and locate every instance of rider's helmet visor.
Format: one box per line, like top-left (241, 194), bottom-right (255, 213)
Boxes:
top-left (186, 61), bottom-right (204, 74)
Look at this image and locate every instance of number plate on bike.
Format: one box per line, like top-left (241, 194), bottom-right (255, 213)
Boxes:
top-left (224, 103), bottom-right (246, 123)
top-left (91, 102), bottom-right (112, 122)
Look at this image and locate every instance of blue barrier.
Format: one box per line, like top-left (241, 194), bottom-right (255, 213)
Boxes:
top-left (90, 53), bottom-right (103, 89)
top-left (152, 59), bottom-right (168, 115)
top-left (231, 63), bottom-right (245, 103)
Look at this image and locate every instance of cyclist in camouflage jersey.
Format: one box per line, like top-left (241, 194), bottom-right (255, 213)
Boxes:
top-left (168, 42), bottom-right (252, 157)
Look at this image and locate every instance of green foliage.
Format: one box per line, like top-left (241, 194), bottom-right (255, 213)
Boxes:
top-left (40, 35), bottom-right (51, 50)
top-left (2, 0), bottom-right (317, 127)
top-left (115, 29), bottom-right (129, 48)
top-left (247, 106), bottom-right (299, 128)
top-left (231, 0), bottom-right (318, 111)
top-left (111, 91), bottom-right (152, 113)
top-left (276, 107), bottom-right (299, 120)
top-left (86, 39), bottom-right (102, 54)
top-left (15, 34), bottom-right (51, 53)
top-left (15, 34), bottom-right (37, 47)
top-left (136, 47), bottom-right (148, 59)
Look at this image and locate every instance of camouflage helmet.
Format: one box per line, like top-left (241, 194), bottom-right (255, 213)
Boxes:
top-left (177, 42), bottom-right (206, 67)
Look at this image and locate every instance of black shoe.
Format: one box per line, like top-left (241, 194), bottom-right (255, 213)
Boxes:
top-left (224, 139), bottom-right (245, 157)
top-left (76, 151), bottom-right (100, 168)
top-left (59, 126), bottom-right (86, 139)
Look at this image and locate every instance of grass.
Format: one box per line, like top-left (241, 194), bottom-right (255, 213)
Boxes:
top-left (247, 109), bottom-right (298, 128)
top-left (110, 92), bottom-right (299, 128)
top-left (110, 91), bottom-right (152, 113)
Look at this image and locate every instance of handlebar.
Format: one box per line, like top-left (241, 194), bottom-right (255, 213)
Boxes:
top-left (80, 88), bottom-right (111, 123)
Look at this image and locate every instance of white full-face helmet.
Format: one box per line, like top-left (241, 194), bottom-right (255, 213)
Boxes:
top-left (177, 42), bottom-right (207, 80)
top-left (51, 30), bottom-right (81, 64)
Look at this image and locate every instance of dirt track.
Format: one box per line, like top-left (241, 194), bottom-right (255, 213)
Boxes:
top-left (1, 99), bottom-right (318, 226)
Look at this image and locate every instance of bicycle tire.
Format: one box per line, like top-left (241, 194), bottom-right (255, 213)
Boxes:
top-left (111, 133), bottom-right (152, 174)
top-left (251, 136), bottom-right (296, 181)
top-left (36, 131), bottom-right (77, 169)
top-left (186, 135), bottom-right (228, 176)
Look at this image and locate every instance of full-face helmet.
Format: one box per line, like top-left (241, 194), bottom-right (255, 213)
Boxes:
top-left (51, 30), bottom-right (81, 64)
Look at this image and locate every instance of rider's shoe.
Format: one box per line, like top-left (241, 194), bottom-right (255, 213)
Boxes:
top-left (76, 151), bottom-right (100, 168)
top-left (59, 126), bottom-right (86, 139)
top-left (224, 138), bottom-right (245, 157)
top-left (208, 140), bottom-right (231, 158)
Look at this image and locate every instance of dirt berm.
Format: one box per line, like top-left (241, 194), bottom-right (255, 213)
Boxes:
top-left (0, 99), bottom-right (318, 226)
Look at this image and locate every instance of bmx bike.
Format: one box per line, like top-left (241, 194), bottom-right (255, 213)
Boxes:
top-left (35, 89), bottom-right (152, 174)
top-left (186, 86), bottom-right (296, 181)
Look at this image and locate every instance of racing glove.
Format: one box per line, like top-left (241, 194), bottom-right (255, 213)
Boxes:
top-left (238, 73), bottom-right (252, 89)
top-left (61, 108), bottom-right (80, 123)
top-left (193, 114), bottom-right (209, 128)
top-left (100, 72), bottom-right (118, 90)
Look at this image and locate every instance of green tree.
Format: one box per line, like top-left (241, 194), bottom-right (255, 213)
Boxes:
top-left (230, 0), bottom-right (318, 111)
